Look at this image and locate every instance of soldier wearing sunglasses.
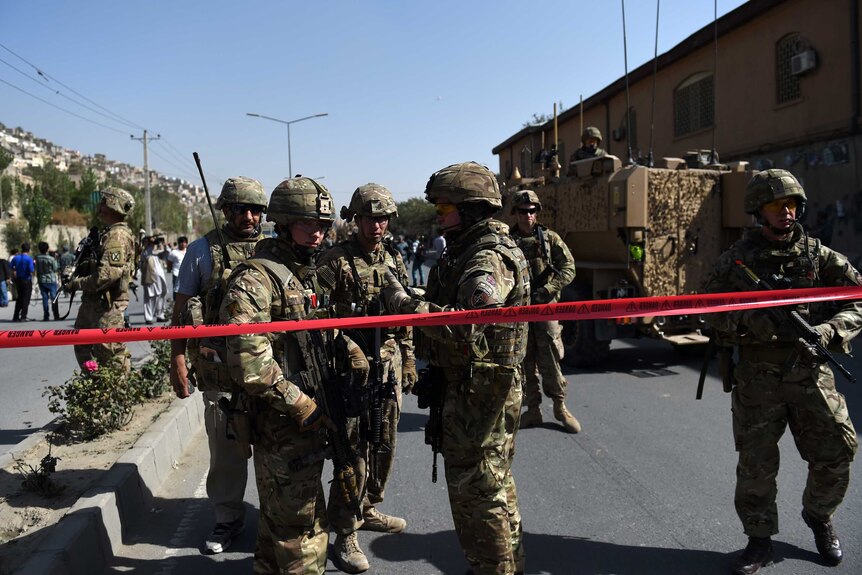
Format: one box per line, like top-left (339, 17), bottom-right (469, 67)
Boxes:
top-left (170, 176), bottom-right (268, 554)
top-left (510, 190), bottom-right (580, 434)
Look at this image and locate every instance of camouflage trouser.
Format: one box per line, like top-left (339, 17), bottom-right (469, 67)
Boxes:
top-left (203, 390), bottom-right (249, 524)
top-left (522, 321), bottom-right (566, 408)
top-left (329, 352), bottom-right (402, 534)
top-left (442, 363), bottom-right (524, 575)
top-left (73, 297), bottom-right (130, 371)
top-left (732, 351), bottom-right (858, 538)
top-left (252, 407), bottom-right (329, 575)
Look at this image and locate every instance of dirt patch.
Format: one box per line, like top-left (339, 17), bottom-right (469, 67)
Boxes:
top-left (0, 392), bottom-right (174, 574)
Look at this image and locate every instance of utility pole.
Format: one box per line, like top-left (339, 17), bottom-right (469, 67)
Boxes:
top-left (131, 130), bottom-right (160, 235)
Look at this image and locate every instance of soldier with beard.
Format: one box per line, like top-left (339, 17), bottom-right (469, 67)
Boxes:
top-left (170, 176), bottom-right (267, 554)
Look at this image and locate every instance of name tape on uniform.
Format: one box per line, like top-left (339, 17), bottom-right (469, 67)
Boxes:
top-left (1, 286), bottom-right (860, 349)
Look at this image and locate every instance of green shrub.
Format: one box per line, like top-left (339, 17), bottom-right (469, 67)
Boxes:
top-left (45, 339), bottom-right (171, 441)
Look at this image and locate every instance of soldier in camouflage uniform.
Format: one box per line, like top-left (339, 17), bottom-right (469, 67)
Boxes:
top-left (316, 183), bottom-right (414, 573)
top-left (570, 126), bottom-right (606, 162)
top-left (220, 177), bottom-right (368, 574)
top-left (382, 162), bottom-right (531, 575)
top-left (169, 176), bottom-right (267, 554)
top-left (68, 187), bottom-right (136, 371)
top-left (510, 190), bottom-right (580, 434)
top-left (703, 169), bottom-right (862, 575)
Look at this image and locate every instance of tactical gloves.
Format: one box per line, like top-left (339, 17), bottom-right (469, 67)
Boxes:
top-left (381, 270), bottom-right (425, 314)
top-left (813, 323), bottom-right (836, 347)
top-left (531, 287), bottom-right (551, 304)
top-left (287, 392), bottom-right (334, 432)
top-left (401, 354), bottom-right (417, 393)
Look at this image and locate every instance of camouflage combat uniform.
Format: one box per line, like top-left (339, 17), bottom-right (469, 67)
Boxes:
top-left (316, 235), bottom-right (413, 532)
top-left (420, 218), bottom-right (531, 575)
top-left (704, 226), bottom-right (862, 538)
top-left (72, 220), bottom-right (135, 370)
top-left (514, 224), bottom-right (575, 411)
top-left (221, 237), bottom-right (332, 574)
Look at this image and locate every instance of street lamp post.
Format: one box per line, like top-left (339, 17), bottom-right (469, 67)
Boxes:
top-left (246, 112), bottom-right (328, 178)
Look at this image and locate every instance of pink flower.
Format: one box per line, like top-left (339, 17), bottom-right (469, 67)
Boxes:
top-left (83, 360), bottom-right (99, 373)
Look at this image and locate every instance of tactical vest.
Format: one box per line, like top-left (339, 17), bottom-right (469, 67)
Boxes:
top-left (425, 219), bottom-right (530, 367)
top-left (734, 228), bottom-right (823, 339)
top-left (81, 222), bottom-right (135, 304)
top-left (186, 226), bottom-right (261, 391)
top-left (514, 224), bottom-right (553, 284)
top-left (237, 239), bottom-right (322, 384)
top-left (323, 237), bottom-right (407, 355)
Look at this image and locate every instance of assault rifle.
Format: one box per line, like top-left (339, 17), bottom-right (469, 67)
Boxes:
top-left (415, 365), bottom-right (446, 483)
top-left (54, 226), bottom-right (101, 319)
top-left (367, 299), bottom-right (397, 453)
top-left (295, 328), bottom-right (363, 520)
top-left (733, 260), bottom-right (855, 383)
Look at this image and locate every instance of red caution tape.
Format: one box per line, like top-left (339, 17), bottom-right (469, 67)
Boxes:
top-left (1, 286), bottom-right (860, 349)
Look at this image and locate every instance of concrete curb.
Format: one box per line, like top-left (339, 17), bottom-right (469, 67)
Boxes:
top-left (12, 392), bottom-right (205, 575)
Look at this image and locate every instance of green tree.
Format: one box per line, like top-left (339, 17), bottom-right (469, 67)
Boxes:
top-left (389, 197), bottom-right (436, 238)
top-left (2, 219), bottom-right (29, 253)
top-left (0, 176), bottom-right (14, 214)
top-left (0, 146), bottom-right (12, 214)
top-left (26, 162), bottom-right (74, 208)
top-left (22, 185), bottom-right (53, 242)
top-left (70, 167), bottom-right (100, 213)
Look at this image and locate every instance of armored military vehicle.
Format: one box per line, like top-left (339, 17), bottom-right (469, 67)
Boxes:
top-left (507, 153), bottom-right (756, 367)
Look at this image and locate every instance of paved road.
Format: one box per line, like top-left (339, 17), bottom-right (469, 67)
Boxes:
top-left (0, 288), bottom-right (157, 456)
top-left (101, 338), bottom-right (862, 575)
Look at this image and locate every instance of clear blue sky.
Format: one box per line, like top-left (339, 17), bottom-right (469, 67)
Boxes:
top-left (1, 0), bottom-right (747, 211)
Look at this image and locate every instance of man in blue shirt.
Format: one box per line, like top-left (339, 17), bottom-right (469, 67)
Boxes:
top-left (12, 242), bottom-right (34, 322)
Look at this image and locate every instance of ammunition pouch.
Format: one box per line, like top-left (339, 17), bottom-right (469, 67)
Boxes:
top-left (217, 392), bottom-right (253, 459)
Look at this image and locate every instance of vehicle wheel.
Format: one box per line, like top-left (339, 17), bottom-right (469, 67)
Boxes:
top-left (561, 319), bottom-right (610, 367)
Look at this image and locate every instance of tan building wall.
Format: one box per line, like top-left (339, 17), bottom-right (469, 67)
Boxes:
top-left (494, 0), bottom-right (862, 259)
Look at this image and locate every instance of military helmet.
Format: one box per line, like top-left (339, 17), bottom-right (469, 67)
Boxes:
top-left (424, 161), bottom-right (501, 208)
top-left (342, 183), bottom-right (398, 220)
top-left (511, 189), bottom-right (542, 213)
top-left (744, 169), bottom-right (807, 215)
top-left (266, 177), bottom-right (335, 226)
top-left (100, 186), bottom-right (135, 216)
top-left (215, 176), bottom-right (268, 209)
top-left (582, 126), bottom-right (602, 143)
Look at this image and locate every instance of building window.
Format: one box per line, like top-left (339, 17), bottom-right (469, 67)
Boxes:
top-left (674, 72), bottom-right (714, 137)
top-left (776, 33), bottom-right (801, 104)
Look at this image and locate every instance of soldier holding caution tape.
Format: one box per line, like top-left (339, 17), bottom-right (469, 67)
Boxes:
top-left (703, 169), bottom-right (862, 575)
top-left (381, 161), bottom-right (531, 575)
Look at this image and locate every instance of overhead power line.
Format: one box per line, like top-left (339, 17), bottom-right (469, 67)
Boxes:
top-left (0, 41), bottom-right (145, 131)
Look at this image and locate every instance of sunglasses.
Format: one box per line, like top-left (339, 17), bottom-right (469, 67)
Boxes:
top-left (761, 198), bottom-right (798, 213)
top-left (435, 203), bottom-right (457, 217)
top-left (294, 219), bottom-right (332, 233)
top-left (517, 208), bottom-right (537, 215)
top-left (229, 203), bottom-right (265, 216)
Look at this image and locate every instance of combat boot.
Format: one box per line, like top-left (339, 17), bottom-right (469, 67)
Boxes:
top-left (519, 406), bottom-right (542, 429)
top-left (361, 506), bottom-right (407, 533)
top-left (730, 537), bottom-right (774, 575)
top-left (331, 531), bottom-right (369, 573)
top-left (802, 509), bottom-right (843, 565)
top-left (552, 400), bottom-right (581, 434)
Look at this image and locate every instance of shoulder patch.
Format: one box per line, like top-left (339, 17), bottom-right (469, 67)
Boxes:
top-left (469, 278), bottom-right (497, 308)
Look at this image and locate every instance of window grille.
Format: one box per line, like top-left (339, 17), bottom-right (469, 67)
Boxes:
top-left (776, 33), bottom-right (801, 104)
top-left (674, 73), bottom-right (714, 137)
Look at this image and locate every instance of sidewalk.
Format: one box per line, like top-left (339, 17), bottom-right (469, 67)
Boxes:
top-left (3, 391), bottom-right (205, 575)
